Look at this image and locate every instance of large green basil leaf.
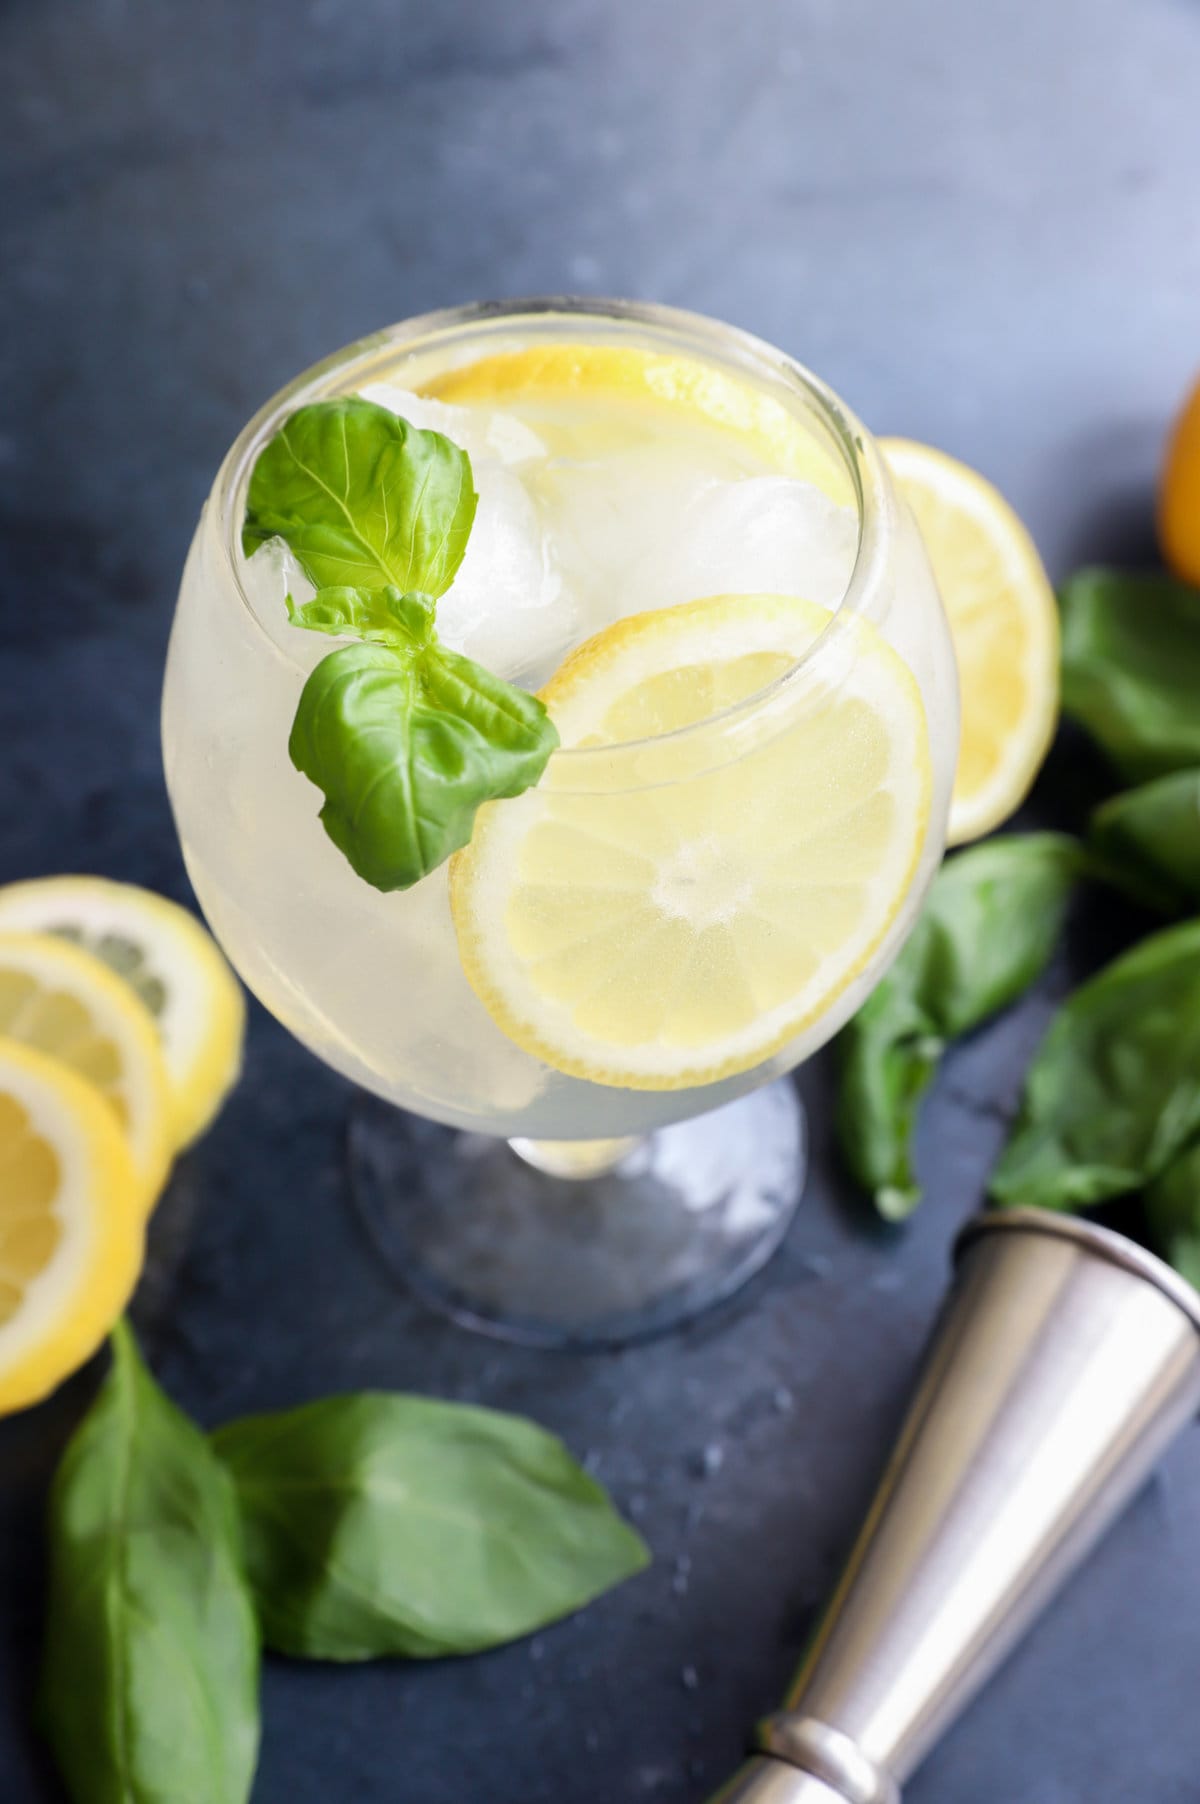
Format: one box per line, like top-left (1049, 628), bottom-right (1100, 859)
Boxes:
top-left (288, 640), bottom-right (557, 891)
top-left (243, 397), bottom-right (477, 608)
top-left (838, 834), bottom-right (1080, 1219)
top-left (213, 1393), bottom-right (650, 1661)
top-left (990, 917), bottom-right (1200, 1211)
top-left (1088, 769), bottom-right (1200, 915)
top-left (40, 1322), bottom-right (259, 1804)
top-left (1060, 568), bottom-right (1200, 782)
top-left (1144, 1141), bottom-right (1200, 1289)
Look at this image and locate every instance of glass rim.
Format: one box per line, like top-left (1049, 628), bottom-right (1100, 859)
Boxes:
top-left (212, 295), bottom-right (897, 776)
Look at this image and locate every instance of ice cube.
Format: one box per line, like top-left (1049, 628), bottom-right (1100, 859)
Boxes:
top-left (434, 463), bottom-right (572, 682)
top-left (633, 476), bottom-right (858, 616)
top-left (532, 445), bottom-right (715, 601)
top-left (358, 383), bottom-right (545, 467)
top-left (535, 453), bottom-right (858, 639)
top-left (240, 538), bottom-right (326, 668)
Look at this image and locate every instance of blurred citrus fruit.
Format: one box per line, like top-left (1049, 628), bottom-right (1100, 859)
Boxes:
top-left (1159, 375), bottom-right (1200, 586)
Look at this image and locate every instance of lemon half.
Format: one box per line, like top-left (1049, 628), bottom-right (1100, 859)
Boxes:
top-left (0, 877), bottom-right (244, 1149)
top-left (881, 438), bottom-right (1059, 844)
top-left (451, 592), bottom-right (931, 1089)
top-left (0, 932), bottom-right (172, 1212)
top-left (0, 1039), bottom-right (143, 1414)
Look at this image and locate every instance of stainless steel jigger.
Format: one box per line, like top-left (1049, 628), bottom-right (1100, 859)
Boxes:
top-left (712, 1208), bottom-right (1200, 1804)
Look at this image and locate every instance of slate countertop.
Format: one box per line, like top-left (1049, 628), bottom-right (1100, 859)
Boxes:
top-left (3, 3), bottom-right (1200, 1799)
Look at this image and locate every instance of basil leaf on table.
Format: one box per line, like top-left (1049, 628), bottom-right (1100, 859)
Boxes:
top-left (990, 917), bottom-right (1200, 1212)
top-left (243, 397), bottom-right (477, 606)
top-left (1088, 769), bottom-right (1200, 915)
top-left (40, 1322), bottom-right (259, 1804)
top-left (289, 641), bottom-right (557, 891)
top-left (1060, 568), bottom-right (1200, 781)
top-left (1145, 1141), bottom-right (1200, 1289)
top-left (212, 1393), bottom-right (650, 1660)
top-left (837, 834), bottom-right (1080, 1220)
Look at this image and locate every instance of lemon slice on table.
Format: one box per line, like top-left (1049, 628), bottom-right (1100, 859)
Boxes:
top-left (0, 877), bottom-right (244, 1150)
top-left (0, 1040), bottom-right (143, 1414)
top-left (0, 932), bottom-right (171, 1213)
top-left (450, 592), bottom-right (931, 1090)
top-left (880, 438), bottom-right (1059, 845)
top-left (427, 343), bottom-right (853, 503)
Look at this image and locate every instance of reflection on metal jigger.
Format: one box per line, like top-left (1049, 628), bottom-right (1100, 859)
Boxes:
top-left (711, 1208), bottom-right (1200, 1803)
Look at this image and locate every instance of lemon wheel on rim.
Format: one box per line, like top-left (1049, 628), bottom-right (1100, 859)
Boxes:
top-left (451, 591), bottom-right (932, 1090)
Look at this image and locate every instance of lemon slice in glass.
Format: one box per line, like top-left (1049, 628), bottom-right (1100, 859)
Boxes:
top-left (450, 592), bottom-right (931, 1090)
top-left (881, 438), bottom-right (1059, 845)
top-left (427, 342), bottom-right (853, 504)
top-left (0, 932), bottom-right (172, 1212)
top-left (0, 1039), bottom-right (144, 1414)
top-left (0, 878), bottom-right (244, 1150)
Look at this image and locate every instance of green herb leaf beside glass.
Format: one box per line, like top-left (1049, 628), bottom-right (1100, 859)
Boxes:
top-left (40, 1321), bottom-right (261, 1804)
top-left (990, 916), bottom-right (1200, 1213)
top-left (244, 397), bottom-right (559, 891)
top-left (1145, 1142), bottom-right (1200, 1291)
top-left (1088, 769), bottom-right (1200, 916)
top-left (837, 833), bottom-right (1080, 1219)
top-left (213, 1393), bottom-right (650, 1661)
top-left (1059, 568), bottom-right (1200, 781)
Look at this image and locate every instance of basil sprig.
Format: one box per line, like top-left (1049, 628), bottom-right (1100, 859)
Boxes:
top-left (213, 1393), bottom-right (650, 1661)
top-left (244, 397), bottom-right (558, 890)
top-left (836, 834), bottom-right (1080, 1219)
top-left (40, 1322), bottom-right (261, 1804)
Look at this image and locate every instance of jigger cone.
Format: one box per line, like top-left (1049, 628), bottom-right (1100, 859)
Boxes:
top-left (713, 1208), bottom-right (1200, 1804)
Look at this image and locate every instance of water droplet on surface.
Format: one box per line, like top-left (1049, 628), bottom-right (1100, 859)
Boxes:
top-left (681, 1664), bottom-right (700, 1691)
top-left (773, 1385), bottom-right (794, 1414)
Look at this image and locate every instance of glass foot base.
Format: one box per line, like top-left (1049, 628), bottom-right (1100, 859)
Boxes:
top-left (347, 1082), bottom-right (806, 1349)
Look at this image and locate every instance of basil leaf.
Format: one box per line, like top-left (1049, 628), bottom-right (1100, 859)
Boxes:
top-left (288, 640), bottom-right (557, 891)
top-left (40, 1322), bottom-right (259, 1804)
top-left (243, 397), bottom-right (477, 605)
top-left (1088, 769), bottom-right (1200, 915)
top-left (838, 834), bottom-right (1080, 1219)
top-left (1060, 568), bottom-right (1200, 782)
top-left (1144, 1141), bottom-right (1200, 1288)
top-left (287, 584), bottom-right (436, 647)
top-left (990, 917), bottom-right (1200, 1211)
top-left (213, 1393), bottom-right (650, 1661)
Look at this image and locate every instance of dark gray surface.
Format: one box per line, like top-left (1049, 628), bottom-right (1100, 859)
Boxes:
top-left (3, 2), bottom-right (1200, 1799)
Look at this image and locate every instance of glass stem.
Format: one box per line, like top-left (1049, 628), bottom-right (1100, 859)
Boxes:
top-left (508, 1135), bottom-right (644, 1179)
